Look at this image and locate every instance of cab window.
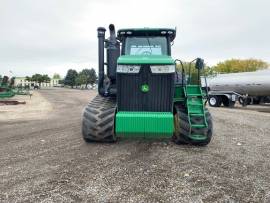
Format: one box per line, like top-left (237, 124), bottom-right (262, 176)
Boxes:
top-left (124, 37), bottom-right (168, 56)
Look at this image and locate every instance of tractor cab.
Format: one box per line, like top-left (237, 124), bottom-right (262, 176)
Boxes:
top-left (117, 28), bottom-right (175, 56)
top-left (117, 28), bottom-right (176, 67)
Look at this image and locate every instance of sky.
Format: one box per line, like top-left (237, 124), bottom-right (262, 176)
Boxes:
top-left (0, 0), bottom-right (269, 78)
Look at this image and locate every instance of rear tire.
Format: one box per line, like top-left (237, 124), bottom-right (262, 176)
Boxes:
top-left (253, 97), bottom-right (261, 105)
top-left (222, 97), bottom-right (235, 107)
top-left (239, 97), bottom-right (251, 106)
top-left (174, 106), bottom-right (213, 146)
top-left (208, 96), bottom-right (221, 107)
top-left (82, 95), bottom-right (116, 142)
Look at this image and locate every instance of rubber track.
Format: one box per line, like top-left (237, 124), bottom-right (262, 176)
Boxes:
top-left (174, 106), bottom-right (213, 146)
top-left (82, 95), bottom-right (116, 142)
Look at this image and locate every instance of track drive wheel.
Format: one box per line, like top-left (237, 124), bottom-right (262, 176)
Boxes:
top-left (82, 95), bottom-right (116, 142)
top-left (174, 106), bottom-right (213, 146)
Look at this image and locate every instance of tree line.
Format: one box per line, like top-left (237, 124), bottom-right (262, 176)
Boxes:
top-left (210, 58), bottom-right (268, 74)
top-left (176, 58), bottom-right (269, 76)
top-left (25, 74), bottom-right (51, 86)
top-left (64, 68), bottom-right (97, 88)
top-left (175, 58), bottom-right (269, 84)
top-left (23, 68), bottom-right (97, 89)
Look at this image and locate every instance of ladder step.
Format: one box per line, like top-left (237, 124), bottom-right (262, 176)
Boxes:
top-left (187, 94), bottom-right (202, 96)
top-left (190, 114), bottom-right (204, 117)
top-left (187, 103), bottom-right (203, 106)
top-left (189, 110), bottom-right (204, 114)
top-left (174, 98), bottom-right (185, 102)
top-left (191, 124), bottom-right (206, 128)
top-left (189, 134), bottom-right (207, 140)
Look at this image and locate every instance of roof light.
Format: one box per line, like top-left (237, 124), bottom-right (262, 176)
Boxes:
top-left (161, 31), bottom-right (167, 34)
top-left (127, 31), bottom-right (132, 35)
top-left (120, 31), bottom-right (125, 34)
top-left (168, 31), bottom-right (173, 34)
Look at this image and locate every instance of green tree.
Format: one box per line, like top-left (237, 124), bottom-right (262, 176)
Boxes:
top-left (42, 75), bottom-right (51, 87)
top-left (213, 59), bottom-right (268, 73)
top-left (53, 73), bottom-right (61, 79)
top-left (203, 66), bottom-right (217, 77)
top-left (176, 61), bottom-right (205, 84)
top-left (76, 71), bottom-right (88, 87)
top-left (25, 76), bottom-right (32, 82)
top-left (64, 69), bottom-right (78, 88)
top-left (58, 79), bottom-right (64, 85)
top-left (30, 74), bottom-right (51, 87)
top-left (31, 74), bottom-right (43, 86)
top-left (88, 68), bottom-right (97, 86)
top-left (42, 74), bottom-right (51, 83)
top-left (76, 68), bottom-right (97, 89)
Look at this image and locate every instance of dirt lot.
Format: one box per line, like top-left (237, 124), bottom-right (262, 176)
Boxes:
top-left (0, 91), bottom-right (52, 121)
top-left (1, 88), bottom-right (270, 203)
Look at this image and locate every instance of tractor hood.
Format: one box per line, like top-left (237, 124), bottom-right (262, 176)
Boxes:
top-left (117, 55), bottom-right (174, 65)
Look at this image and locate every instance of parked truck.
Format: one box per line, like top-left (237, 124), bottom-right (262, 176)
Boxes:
top-left (203, 69), bottom-right (270, 107)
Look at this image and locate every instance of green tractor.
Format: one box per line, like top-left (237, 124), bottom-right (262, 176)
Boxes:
top-left (82, 24), bottom-right (213, 145)
top-left (0, 76), bottom-right (16, 98)
top-left (0, 76), bottom-right (30, 99)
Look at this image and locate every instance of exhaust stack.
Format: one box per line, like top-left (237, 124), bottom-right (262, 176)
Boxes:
top-left (97, 27), bottom-right (106, 95)
top-left (97, 24), bottom-right (120, 96)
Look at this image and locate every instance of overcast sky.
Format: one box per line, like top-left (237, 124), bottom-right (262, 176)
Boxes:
top-left (0, 0), bottom-right (269, 77)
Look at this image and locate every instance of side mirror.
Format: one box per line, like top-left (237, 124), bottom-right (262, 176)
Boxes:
top-left (195, 58), bottom-right (204, 70)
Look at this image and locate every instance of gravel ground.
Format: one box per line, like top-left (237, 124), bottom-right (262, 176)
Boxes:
top-left (0, 91), bottom-right (52, 121)
top-left (1, 88), bottom-right (270, 203)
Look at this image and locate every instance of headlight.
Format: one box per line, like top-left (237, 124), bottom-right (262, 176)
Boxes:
top-left (117, 65), bottom-right (140, 73)
top-left (150, 65), bottom-right (175, 73)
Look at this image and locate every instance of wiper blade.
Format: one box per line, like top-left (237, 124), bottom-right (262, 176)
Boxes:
top-left (146, 35), bottom-right (152, 54)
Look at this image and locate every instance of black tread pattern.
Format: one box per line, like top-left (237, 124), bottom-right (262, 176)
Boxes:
top-left (174, 105), bottom-right (213, 146)
top-left (82, 95), bottom-right (116, 142)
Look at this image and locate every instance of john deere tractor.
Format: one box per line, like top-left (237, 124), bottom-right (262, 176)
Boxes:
top-left (0, 76), bottom-right (15, 98)
top-left (82, 24), bottom-right (213, 145)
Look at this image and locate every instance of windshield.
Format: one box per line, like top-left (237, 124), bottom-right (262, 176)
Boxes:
top-left (124, 37), bottom-right (168, 56)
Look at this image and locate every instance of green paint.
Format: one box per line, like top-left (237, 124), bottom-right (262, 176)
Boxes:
top-left (174, 84), bottom-right (209, 141)
top-left (0, 85), bottom-right (15, 98)
top-left (0, 90), bottom-right (15, 98)
top-left (141, 84), bottom-right (149, 93)
top-left (117, 55), bottom-right (174, 65)
top-left (115, 111), bottom-right (174, 138)
top-left (185, 85), bottom-right (208, 140)
top-left (173, 85), bottom-right (185, 102)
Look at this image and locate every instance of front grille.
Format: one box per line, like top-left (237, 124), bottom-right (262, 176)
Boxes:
top-left (117, 65), bottom-right (174, 112)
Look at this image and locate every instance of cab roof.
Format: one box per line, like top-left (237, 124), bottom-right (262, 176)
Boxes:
top-left (117, 28), bottom-right (176, 42)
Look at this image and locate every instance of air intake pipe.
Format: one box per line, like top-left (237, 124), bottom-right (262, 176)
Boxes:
top-left (97, 27), bottom-right (106, 95)
top-left (106, 24), bottom-right (120, 81)
top-left (109, 24), bottom-right (117, 43)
